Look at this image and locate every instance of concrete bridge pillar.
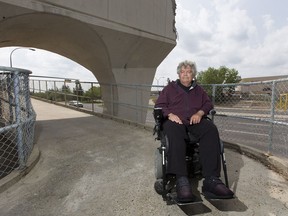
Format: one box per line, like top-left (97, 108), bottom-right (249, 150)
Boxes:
top-left (0, 0), bottom-right (177, 123)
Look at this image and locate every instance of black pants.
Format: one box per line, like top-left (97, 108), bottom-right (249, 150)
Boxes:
top-left (163, 119), bottom-right (221, 178)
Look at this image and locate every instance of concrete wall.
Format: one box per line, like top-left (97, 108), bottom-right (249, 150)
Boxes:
top-left (0, 0), bottom-right (177, 122)
top-left (0, 0), bottom-right (176, 39)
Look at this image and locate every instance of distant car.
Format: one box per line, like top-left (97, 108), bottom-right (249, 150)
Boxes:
top-left (68, 100), bottom-right (83, 108)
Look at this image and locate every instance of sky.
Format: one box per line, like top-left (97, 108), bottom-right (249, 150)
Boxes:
top-left (0, 0), bottom-right (288, 85)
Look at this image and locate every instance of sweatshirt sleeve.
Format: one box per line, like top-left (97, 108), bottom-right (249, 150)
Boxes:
top-left (154, 85), bottom-right (171, 118)
top-left (200, 87), bottom-right (214, 115)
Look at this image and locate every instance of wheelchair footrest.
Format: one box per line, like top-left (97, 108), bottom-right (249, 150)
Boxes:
top-left (167, 193), bottom-right (203, 206)
top-left (201, 192), bottom-right (235, 200)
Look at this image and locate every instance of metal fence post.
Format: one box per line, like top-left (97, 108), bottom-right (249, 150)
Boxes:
top-left (268, 80), bottom-right (276, 154)
top-left (24, 73), bottom-right (31, 118)
top-left (45, 80), bottom-right (48, 100)
top-left (212, 84), bottom-right (216, 105)
top-left (64, 80), bottom-right (67, 105)
top-left (13, 71), bottom-right (25, 169)
top-left (32, 79), bottom-right (35, 93)
top-left (53, 81), bottom-right (57, 101)
top-left (7, 75), bottom-right (14, 123)
top-left (38, 80), bottom-right (41, 94)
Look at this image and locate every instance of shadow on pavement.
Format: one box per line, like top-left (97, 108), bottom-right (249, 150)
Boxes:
top-left (178, 143), bottom-right (248, 215)
top-left (180, 202), bottom-right (212, 215)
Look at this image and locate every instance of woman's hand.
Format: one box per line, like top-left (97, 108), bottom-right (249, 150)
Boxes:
top-left (190, 110), bottom-right (204, 124)
top-left (168, 113), bottom-right (183, 124)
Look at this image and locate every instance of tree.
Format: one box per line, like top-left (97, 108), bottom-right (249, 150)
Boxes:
top-left (197, 66), bottom-right (241, 84)
top-left (61, 84), bottom-right (72, 94)
top-left (197, 66), bottom-right (241, 103)
top-left (73, 80), bottom-right (84, 96)
top-left (84, 86), bottom-right (101, 100)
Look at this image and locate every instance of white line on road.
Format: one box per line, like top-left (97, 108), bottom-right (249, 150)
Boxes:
top-left (234, 122), bottom-right (270, 127)
top-left (224, 129), bottom-right (269, 137)
top-left (219, 112), bottom-right (288, 119)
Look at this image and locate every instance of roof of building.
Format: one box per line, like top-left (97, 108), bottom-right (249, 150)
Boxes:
top-left (241, 75), bottom-right (288, 82)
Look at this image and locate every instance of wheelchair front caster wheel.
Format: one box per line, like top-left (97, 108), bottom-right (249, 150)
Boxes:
top-left (154, 179), bottom-right (164, 195)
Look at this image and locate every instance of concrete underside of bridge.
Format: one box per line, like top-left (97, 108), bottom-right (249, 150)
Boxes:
top-left (0, 0), bottom-right (177, 123)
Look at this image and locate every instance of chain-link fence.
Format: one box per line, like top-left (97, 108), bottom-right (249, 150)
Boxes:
top-left (29, 75), bottom-right (153, 123)
top-left (202, 79), bottom-right (288, 159)
top-left (0, 67), bottom-right (36, 179)
top-left (150, 80), bottom-right (288, 160)
top-left (29, 76), bottom-right (288, 160)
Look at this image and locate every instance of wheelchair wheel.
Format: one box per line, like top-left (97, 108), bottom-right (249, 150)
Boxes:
top-left (155, 149), bottom-right (163, 179)
top-left (154, 179), bottom-right (164, 195)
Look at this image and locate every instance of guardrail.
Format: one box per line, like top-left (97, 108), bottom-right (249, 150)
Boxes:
top-left (29, 75), bottom-right (288, 160)
top-left (0, 67), bottom-right (36, 179)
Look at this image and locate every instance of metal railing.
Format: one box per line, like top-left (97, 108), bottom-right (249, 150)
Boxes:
top-left (203, 79), bottom-right (288, 159)
top-left (0, 67), bottom-right (36, 179)
top-left (29, 76), bottom-right (288, 160)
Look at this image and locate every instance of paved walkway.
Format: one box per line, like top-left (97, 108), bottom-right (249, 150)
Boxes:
top-left (0, 99), bottom-right (288, 216)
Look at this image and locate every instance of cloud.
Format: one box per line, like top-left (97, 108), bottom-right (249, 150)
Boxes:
top-left (243, 26), bottom-right (288, 67)
top-left (0, 47), bottom-right (97, 81)
top-left (157, 0), bottom-right (288, 80)
top-left (1, 1), bottom-right (288, 83)
top-left (262, 14), bottom-right (274, 31)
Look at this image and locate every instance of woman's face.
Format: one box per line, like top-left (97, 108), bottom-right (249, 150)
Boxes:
top-left (179, 65), bottom-right (193, 86)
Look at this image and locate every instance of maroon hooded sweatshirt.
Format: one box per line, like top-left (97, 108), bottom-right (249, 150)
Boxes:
top-left (155, 80), bottom-right (213, 125)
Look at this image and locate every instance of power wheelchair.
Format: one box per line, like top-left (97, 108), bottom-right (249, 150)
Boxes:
top-left (153, 107), bottom-right (230, 205)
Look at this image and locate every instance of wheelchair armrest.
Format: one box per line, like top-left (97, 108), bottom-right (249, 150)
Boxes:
top-left (153, 107), bottom-right (164, 122)
top-left (209, 109), bottom-right (216, 116)
top-left (153, 107), bottom-right (164, 140)
top-left (208, 109), bottom-right (216, 122)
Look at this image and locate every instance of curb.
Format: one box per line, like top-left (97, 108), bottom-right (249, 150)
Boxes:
top-left (0, 146), bottom-right (41, 193)
top-left (224, 141), bottom-right (288, 181)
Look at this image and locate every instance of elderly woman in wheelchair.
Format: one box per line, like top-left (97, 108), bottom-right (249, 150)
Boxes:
top-left (153, 60), bottom-right (234, 204)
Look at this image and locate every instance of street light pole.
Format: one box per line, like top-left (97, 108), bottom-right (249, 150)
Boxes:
top-left (9, 47), bottom-right (35, 67)
top-left (155, 76), bottom-right (166, 86)
top-left (154, 76), bottom-right (166, 91)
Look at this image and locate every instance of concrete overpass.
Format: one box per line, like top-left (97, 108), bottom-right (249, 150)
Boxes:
top-left (0, 0), bottom-right (177, 123)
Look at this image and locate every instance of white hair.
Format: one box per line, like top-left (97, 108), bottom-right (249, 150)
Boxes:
top-left (176, 60), bottom-right (197, 77)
